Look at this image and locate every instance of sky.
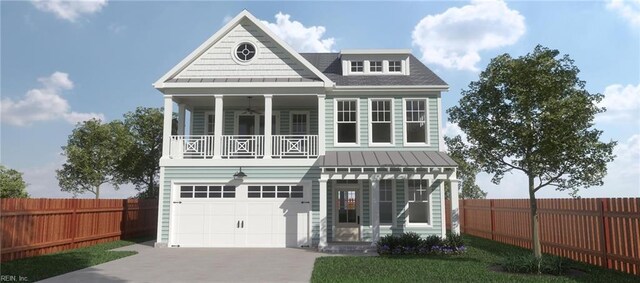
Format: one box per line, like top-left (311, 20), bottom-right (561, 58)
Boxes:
top-left (1, 0), bottom-right (638, 199)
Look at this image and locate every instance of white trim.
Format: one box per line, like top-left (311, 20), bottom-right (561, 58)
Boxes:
top-left (319, 179), bottom-right (328, 248)
top-left (230, 41), bottom-right (259, 65)
top-left (333, 85), bottom-right (449, 90)
top-left (160, 158), bottom-right (317, 167)
top-left (289, 111), bottom-right (311, 135)
top-left (332, 180), bottom-right (362, 242)
top-left (317, 94), bottom-right (326, 155)
top-left (333, 98), bottom-right (360, 147)
top-left (367, 98), bottom-right (395, 146)
top-left (402, 97), bottom-right (431, 147)
top-left (153, 10), bottom-right (334, 89)
top-left (437, 94), bottom-right (443, 151)
top-left (341, 49), bottom-right (412, 55)
top-left (156, 167), bottom-right (165, 243)
top-left (404, 179), bottom-right (434, 228)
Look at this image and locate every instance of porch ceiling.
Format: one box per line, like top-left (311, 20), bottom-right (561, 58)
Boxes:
top-left (316, 151), bottom-right (457, 168)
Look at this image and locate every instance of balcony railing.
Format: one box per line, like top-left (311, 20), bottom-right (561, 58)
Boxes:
top-left (169, 135), bottom-right (318, 159)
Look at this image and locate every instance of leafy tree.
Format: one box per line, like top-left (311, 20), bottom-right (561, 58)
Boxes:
top-left (114, 107), bottom-right (165, 198)
top-left (444, 136), bottom-right (487, 200)
top-left (447, 45), bottom-right (616, 267)
top-left (57, 119), bottom-right (131, 199)
top-left (0, 165), bottom-right (30, 198)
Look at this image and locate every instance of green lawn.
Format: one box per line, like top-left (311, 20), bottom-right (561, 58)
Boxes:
top-left (311, 235), bottom-right (638, 282)
top-left (0, 237), bottom-right (151, 282)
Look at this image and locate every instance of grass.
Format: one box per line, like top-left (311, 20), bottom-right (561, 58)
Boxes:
top-left (311, 235), bottom-right (638, 283)
top-left (0, 237), bottom-right (152, 282)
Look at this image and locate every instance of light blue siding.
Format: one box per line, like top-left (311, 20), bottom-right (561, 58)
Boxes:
top-left (191, 108), bottom-right (318, 135)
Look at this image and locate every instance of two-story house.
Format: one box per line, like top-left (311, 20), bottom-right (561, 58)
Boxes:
top-left (153, 10), bottom-right (460, 250)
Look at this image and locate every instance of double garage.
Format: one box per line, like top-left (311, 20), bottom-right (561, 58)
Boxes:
top-left (169, 183), bottom-right (311, 248)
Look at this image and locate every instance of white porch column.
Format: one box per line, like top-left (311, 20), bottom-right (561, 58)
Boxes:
top-left (370, 174), bottom-right (381, 245)
top-left (319, 179), bottom-right (328, 249)
top-left (161, 95), bottom-right (173, 158)
top-left (263, 94), bottom-right (273, 159)
top-left (450, 170), bottom-right (460, 234)
top-left (317, 94), bottom-right (326, 155)
top-left (213, 95), bottom-right (224, 159)
top-left (177, 103), bottom-right (186, 135)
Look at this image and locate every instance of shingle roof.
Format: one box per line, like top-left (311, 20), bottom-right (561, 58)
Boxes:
top-left (300, 53), bottom-right (447, 87)
top-left (316, 151), bottom-right (457, 167)
top-left (165, 77), bottom-right (321, 83)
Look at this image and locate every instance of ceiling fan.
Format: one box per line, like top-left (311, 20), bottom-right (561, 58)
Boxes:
top-left (242, 96), bottom-right (262, 115)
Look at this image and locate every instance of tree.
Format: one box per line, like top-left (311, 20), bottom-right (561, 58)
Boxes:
top-left (444, 136), bottom-right (487, 200)
top-left (0, 165), bottom-right (30, 198)
top-left (447, 45), bottom-right (616, 267)
top-left (114, 107), bottom-right (165, 198)
top-left (57, 119), bottom-right (131, 199)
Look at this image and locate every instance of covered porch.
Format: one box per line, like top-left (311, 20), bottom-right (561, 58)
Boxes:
top-left (316, 151), bottom-right (461, 250)
top-left (162, 94), bottom-right (327, 160)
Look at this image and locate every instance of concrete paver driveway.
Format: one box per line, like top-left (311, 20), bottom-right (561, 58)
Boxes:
top-left (39, 241), bottom-right (329, 283)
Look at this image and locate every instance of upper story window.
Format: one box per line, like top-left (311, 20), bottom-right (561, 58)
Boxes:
top-left (370, 61), bottom-right (382, 72)
top-left (351, 61), bottom-right (363, 72)
top-left (290, 112), bottom-right (309, 135)
top-left (235, 43), bottom-right (256, 62)
top-left (404, 99), bottom-right (428, 144)
top-left (336, 99), bottom-right (358, 144)
top-left (370, 99), bottom-right (393, 144)
top-left (389, 61), bottom-right (402, 72)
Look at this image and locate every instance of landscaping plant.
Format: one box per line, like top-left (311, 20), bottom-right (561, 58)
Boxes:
top-left (376, 232), bottom-right (464, 255)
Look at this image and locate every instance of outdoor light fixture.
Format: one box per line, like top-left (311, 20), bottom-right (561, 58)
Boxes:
top-left (233, 167), bottom-right (247, 180)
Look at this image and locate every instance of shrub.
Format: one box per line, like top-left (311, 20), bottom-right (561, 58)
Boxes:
top-left (444, 232), bottom-right (465, 252)
top-left (422, 235), bottom-right (443, 250)
top-left (398, 232), bottom-right (422, 249)
top-left (376, 232), bottom-right (465, 256)
top-left (500, 254), bottom-right (569, 275)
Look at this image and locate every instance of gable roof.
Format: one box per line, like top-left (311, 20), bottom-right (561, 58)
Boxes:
top-left (300, 53), bottom-right (448, 87)
top-left (154, 10), bottom-right (334, 89)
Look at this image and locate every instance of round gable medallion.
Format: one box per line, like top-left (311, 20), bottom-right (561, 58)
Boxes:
top-left (235, 42), bottom-right (256, 62)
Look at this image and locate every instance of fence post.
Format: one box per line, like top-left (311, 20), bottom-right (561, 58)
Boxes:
top-left (598, 198), bottom-right (610, 268)
top-left (69, 199), bottom-right (78, 249)
top-left (490, 199), bottom-right (495, 240)
top-left (122, 199), bottom-right (129, 239)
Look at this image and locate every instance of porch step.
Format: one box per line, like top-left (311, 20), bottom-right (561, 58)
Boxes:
top-left (320, 243), bottom-right (378, 254)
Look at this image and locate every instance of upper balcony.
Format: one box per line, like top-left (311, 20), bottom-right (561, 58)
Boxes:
top-left (161, 94), bottom-right (326, 163)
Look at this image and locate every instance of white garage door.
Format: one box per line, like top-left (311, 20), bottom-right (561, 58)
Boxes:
top-left (171, 184), bottom-right (311, 248)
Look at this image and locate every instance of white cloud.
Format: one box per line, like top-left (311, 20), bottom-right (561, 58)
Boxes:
top-left (0, 72), bottom-right (104, 126)
top-left (441, 121), bottom-right (468, 150)
top-left (597, 83), bottom-right (640, 122)
top-left (31, 0), bottom-right (107, 22)
top-left (607, 0), bottom-right (640, 28)
top-left (261, 12), bottom-right (335, 52)
top-left (412, 0), bottom-right (525, 71)
top-left (107, 23), bottom-right (126, 34)
top-left (22, 158), bottom-right (138, 199)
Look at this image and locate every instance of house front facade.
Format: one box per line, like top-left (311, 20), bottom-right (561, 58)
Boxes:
top-left (154, 10), bottom-right (461, 250)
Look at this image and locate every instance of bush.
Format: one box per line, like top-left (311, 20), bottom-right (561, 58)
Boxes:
top-left (376, 232), bottom-right (465, 256)
top-left (500, 254), bottom-right (569, 275)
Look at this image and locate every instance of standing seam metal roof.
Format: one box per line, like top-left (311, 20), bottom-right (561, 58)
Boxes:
top-left (316, 151), bottom-right (457, 167)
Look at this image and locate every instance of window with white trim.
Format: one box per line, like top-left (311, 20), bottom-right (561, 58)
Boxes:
top-left (370, 61), bottom-right (382, 72)
top-left (180, 185), bottom-right (235, 198)
top-left (351, 61), bottom-right (363, 72)
top-left (370, 99), bottom-right (392, 144)
top-left (205, 112), bottom-right (215, 135)
top-left (247, 185), bottom-right (303, 198)
top-left (405, 99), bottom-right (428, 143)
top-left (379, 180), bottom-right (393, 225)
top-left (389, 61), bottom-right (402, 72)
top-left (407, 180), bottom-right (430, 224)
top-left (336, 100), bottom-right (358, 143)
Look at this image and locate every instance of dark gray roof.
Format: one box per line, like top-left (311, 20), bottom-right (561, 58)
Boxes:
top-left (165, 77), bottom-right (321, 83)
top-left (300, 53), bottom-right (447, 87)
top-left (316, 151), bottom-right (457, 167)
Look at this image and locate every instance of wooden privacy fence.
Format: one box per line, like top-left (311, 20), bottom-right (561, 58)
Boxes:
top-left (446, 198), bottom-right (640, 276)
top-left (1, 198), bottom-right (158, 262)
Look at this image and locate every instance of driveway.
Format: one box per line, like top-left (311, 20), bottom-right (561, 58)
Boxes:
top-left (39, 241), bottom-right (331, 283)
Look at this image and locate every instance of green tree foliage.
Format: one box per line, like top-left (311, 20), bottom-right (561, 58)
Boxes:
top-left (447, 45), bottom-right (616, 264)
top-left (57, 119), bottom-right (131, 199)
top-left (444, 136), bottom-right (487, 200)
top-left (0, 165), bottom-right (30, 198)
top-left (114, 107), bottom-right (165, 198)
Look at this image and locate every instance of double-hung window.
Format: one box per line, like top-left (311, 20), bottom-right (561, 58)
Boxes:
top-left (336, 99), bottom-right (358, 144)
top-left (379, 180), bottom-right (393, 225)
top-left (407, 180), bottom-right (430, 224)
top-left (290, 112), bottom-right (309, 135)
top-left (370, 99), bottom-right (393, 144)
top-left (404, 99), bottom-right (428, 144)
top-left (389, 61), bottom-right (402, 72)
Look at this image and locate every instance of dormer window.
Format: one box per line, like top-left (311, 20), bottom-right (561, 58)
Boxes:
top-left (370, 61), bottom-right (382, 72)
top-left (389, 61), bottom-right (402, 72)
top-left (351, 61), bottom-right (363, 72)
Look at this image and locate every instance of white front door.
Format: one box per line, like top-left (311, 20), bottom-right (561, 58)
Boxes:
top-left (334, 183), bottom-right (361, 242)
top-left (172, 183), bottom-right (310, 248)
